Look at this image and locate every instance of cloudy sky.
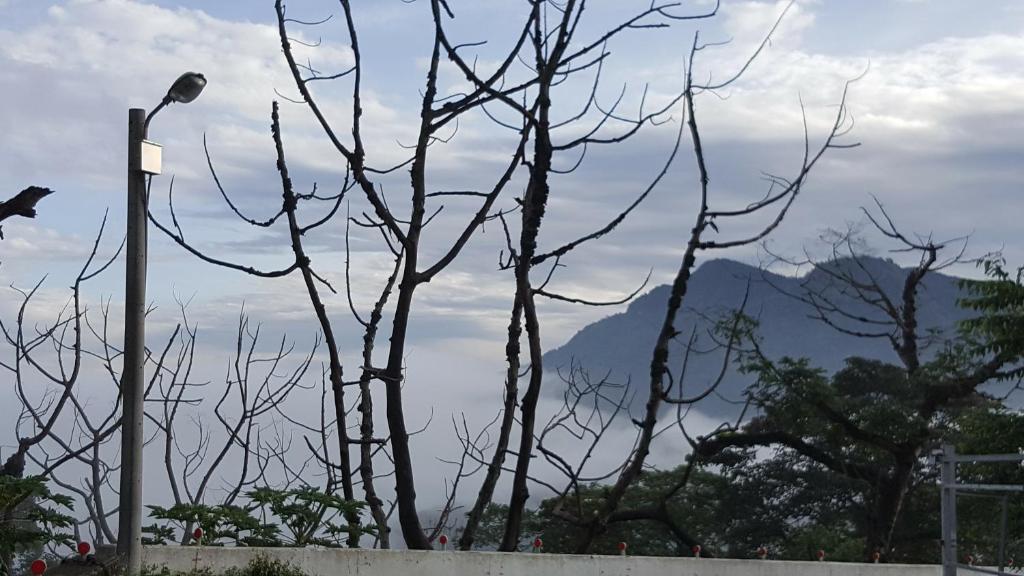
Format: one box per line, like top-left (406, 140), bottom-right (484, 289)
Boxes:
top-left (1, 0), bottom-right (1022, 542)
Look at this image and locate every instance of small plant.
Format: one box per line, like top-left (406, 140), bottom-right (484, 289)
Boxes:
top-left (142, 555), bottom-right (305, 576)
top-left (145, 504), bottom-right (277, 547)
top-left (141, 566), bottom-right (216, 576)
top-left (225, 555), bottom-right (305, 576)
top-left (247, 486), bottom-right (370, 547)
top-left (145, 486), bottom-right (372, 548)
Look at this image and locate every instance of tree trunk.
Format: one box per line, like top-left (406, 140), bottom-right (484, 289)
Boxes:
top-left (499, 75), bottom-right (553, 552)
top-left (459, 298), bottom-right (522, 550)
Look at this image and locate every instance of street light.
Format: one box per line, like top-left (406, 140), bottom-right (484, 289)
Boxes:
top-left (118, 71), bottom-right (205, 576)
top-left (144, 72), bottom-right (207, 133)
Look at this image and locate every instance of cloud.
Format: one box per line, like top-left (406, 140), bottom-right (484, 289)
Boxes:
top-left (0, 0), bottom-right (406, 207)
top-left (721, 0), bottom-right (816, 50)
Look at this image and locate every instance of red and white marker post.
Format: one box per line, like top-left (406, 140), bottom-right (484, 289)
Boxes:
top-left (438, 534), bottom-right (449, 551)
top-left (692, 544), bottom-right (702, 558)
top-left (193, 527), bottom-right (204, 545)
top-left (532, 538), bottom-right (543, 553)
top-left (756, 546), bottom-right (768, 560)
top-left (816, 549), bottom-right (826, 562)
top-left (77, 541), bottom-right (92, 558)
top-left (617, 542), bottom-right (628, 556)
top-left (871, 550), bottom-right (881, 564)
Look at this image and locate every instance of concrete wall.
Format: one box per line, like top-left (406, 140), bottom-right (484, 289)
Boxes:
top-left (142, 546), bottom-right (952, 576)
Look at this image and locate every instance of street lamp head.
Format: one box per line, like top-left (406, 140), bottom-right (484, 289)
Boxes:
top-left (166, 72), bottom-right (207, 104)
top-left (144, 71), bottom-right (206, 133)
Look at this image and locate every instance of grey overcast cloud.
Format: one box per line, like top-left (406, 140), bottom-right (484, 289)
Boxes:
top-left (1, 0), bottom-right (1022, 551)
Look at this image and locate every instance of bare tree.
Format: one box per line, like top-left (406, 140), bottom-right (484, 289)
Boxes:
top-left (150, 306), bottom-right (315, 543)
top-left (145, 0), bottom-right (537, 546)
top-left (147, 0), bottom-right (852, 552)
top-left (442, 0), bottom-right (855, 554)
top-left (0, 207), bottom-right (339, 549)
top-left (27, 300), bottom-right (183, 547)
top-left (441, 0), bottom-right (724, 549)
top-left (1, 213), bottom-right (121, 571)
top-left (10, 294), bottom-right (337, 550)
top-left (548, 22), bottom-right (859, 552)
top-left (1, 211), bottom-right (120, 480)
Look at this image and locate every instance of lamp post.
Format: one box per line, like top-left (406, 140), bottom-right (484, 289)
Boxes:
top-left (118, 72), bottom-right (206, 575)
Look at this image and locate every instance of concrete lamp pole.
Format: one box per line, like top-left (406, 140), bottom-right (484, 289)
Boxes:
top-left (118, 71), bottom-right (206, 576)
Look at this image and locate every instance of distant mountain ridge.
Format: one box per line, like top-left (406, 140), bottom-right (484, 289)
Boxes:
top-left (542, 257), bottom-right (970, 418)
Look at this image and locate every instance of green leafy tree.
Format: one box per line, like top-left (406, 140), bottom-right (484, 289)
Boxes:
top-left (688, 215), bottom-right (1024, 559)
top-left (464, 393), bottom-right (1022, 563)
top-left (697, 350), bottom-right (1022, 563)
top-left (0, 476), bottom-right (74, 576)
top-left (959, 258), bottom-right (1024, 379)
top-left (465, 240), bottom-right (1024, 562)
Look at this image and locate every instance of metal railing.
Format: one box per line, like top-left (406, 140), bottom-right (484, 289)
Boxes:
top-left (937, 444), bottom-right (1024, 576)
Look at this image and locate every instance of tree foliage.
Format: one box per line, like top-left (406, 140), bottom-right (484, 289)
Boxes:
top-left (959, 257), bottom-right (1024, 377)
top-left (0, 476), bottom-right (74, 576)
top-left (144, 487), bottom-right (369, 548)
top-left (469, 396), bottom-right (1023, 563)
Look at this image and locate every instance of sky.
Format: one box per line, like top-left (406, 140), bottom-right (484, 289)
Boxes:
top-left (0, 0), bottom-right (1022, 545)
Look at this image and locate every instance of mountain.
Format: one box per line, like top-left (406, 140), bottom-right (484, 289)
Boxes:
top-left (542, 257), bottom-right (970, 418)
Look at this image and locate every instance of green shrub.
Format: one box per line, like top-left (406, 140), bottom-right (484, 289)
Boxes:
top-left (145, 487), bottom-right (370, 548)
top-left (142, 555), bottom-right (305, 576)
